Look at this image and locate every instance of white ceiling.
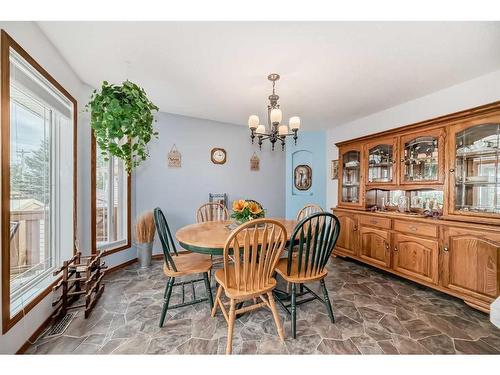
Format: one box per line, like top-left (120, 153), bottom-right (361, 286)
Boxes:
top-left (38, 22), bottom-right (500, 129)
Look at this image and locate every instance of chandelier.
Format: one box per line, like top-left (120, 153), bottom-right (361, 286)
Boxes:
top-left (248, 73), bottom-right (300, 151)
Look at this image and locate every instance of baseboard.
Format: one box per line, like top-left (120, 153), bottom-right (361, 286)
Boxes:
top-left (16, 314), bottom-right (53, 354)
top-left (152, 254), bottom-right (163, 260)
top-left (105, 257), bottom-right (138, 274)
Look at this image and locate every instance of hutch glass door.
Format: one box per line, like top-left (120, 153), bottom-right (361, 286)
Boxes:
top-left (401, 129), bottom-right (443, 184)
top-left (367, 140), bottom-right (395, 184)
top-left (341, 150), bottom-right (361, 205)
top-left (454, 123), bottom-right (500, 215)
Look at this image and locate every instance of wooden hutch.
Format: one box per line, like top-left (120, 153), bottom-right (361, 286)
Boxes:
top-left (333, 101), bottom-right (500, 313)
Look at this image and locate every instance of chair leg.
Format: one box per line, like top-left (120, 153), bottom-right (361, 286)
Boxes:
top-left (320, 279), bottom-right (335, 323)
top-left (211, 285), bottom-right (223, 317)
top-left (159, 277), bottom-right (175, 327)
top-left (226, 299), bottom-right (236, 355)
top-left (203, 272), bottom-right (214, 309)
top-left (291, 283), bottom-right (297, 339)
top-left (299, 283), bottom-right (304, 294)
top-left (267, 292), bottom-right (284, 342)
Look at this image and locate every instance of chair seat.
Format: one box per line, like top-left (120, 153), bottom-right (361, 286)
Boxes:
top-left (163, 252), bottom-right (212, 277)
top-left (275, 257), bottom-right (328, 283)
top-left (214, 267), bottom-right (277, 299)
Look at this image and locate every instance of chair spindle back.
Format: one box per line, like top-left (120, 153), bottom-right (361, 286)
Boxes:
top-left (223, 219), bottom-right (287, 292)
top-left (296, 204), bottom-right (324, 221)
top-left (153, 207), bottom-right (179, 272)
top-left (287, 212), bottom-right (341, 278)
top-left (196, 202), bottom-right (229, 223)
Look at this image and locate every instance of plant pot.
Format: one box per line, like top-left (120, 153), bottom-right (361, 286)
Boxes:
top-left (137, 242), bottom-right (153, 268)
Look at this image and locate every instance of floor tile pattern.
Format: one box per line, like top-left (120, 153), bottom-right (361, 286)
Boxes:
top-left (26, 257), bottom-right (500, 354)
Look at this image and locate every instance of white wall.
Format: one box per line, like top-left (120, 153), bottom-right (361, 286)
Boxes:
top-left (326, 69), bottom-right (500, 210)
top-left (0, 21), bottom-right (89, 354)
top-left (135, 112), bottom-right (286, 256)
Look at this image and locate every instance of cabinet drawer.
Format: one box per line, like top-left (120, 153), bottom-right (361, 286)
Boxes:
top-left (393, 220), bottom-right (437, 238)
top-left (359, 215), bottom-right (391, 229)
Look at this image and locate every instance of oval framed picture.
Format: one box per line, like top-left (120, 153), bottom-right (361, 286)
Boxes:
top-left (294, 164), bottom-right (312, 191)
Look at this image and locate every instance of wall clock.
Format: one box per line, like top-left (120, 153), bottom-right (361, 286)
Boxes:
top-left (211, 148), bottom-right (227, 164)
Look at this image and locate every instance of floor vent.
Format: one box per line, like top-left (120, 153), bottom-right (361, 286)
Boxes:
top-left (40, 312), bottom-right (77, 340)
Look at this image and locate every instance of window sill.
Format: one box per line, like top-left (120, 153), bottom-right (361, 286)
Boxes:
top-left (96, 239), bottom-right (132, 256)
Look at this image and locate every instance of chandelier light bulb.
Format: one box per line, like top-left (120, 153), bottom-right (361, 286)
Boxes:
top-left (270, 108), bottom-right (282, 124)
top-left (256, 124), bottom-right (266, 134)
top-left (278, 125), bottom-right (288, 136)
top-left (248, 115), bottom-right (259, 129)
top-left (289, 116), bottom-right (301, 130)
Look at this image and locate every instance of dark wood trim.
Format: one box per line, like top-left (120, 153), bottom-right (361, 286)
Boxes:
top-left (1, 30), bottom-right (77, 334)
top-left (90, 134), bottom-right (132, 255)
top-left (335, 100), bottom-right (500, 147)
top-left (105, 257), bottom-right (137, 274)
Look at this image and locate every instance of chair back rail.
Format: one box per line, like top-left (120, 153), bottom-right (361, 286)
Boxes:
top-left (296, 204), bottom-right (324, 221)
top-left (223, 219), bottom-right (287, 292)
top-left (196, 202), bottom-right (229, 223)
top-left (154, 207), bottom-right (178, 272)
top-left (287, 212), bottom-right (340, 278)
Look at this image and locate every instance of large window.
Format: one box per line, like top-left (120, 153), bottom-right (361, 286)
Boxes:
top-left (1, 30), bottom-right (76, 333)
top-left (91, 140), bottom-right (131, 254)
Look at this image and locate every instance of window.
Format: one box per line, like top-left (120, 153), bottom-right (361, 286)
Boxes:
top-left (91, 140), bottom-right (131, 254)
top-left (1, 30), bottom-right (76, 333)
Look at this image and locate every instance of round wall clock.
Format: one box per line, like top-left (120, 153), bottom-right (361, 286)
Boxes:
top-left (211, 148), bottom-right (227, 164)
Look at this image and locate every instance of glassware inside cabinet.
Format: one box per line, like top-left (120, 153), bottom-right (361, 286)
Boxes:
top-left (365, 189), bottom-right (443, 216)
top-left (403, 136), bottom-right (439, 182)
top-left (368, 144), bottom-right (393, 183)
top-left (342, 150), bottom-right (361, 203)
top-left (454, 123), bottom-right (500, 214)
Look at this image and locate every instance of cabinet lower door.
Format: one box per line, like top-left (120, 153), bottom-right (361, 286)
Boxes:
top-left (393, 233), bottom-right (438, 285)
top-left (359, 226), bottom-right (391, 268)
top-left (442, 227), bottom-right (500, 302)
top-left (335, 213), bottom-right (358, 256)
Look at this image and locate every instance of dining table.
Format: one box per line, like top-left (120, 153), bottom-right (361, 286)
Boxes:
top-left (175, 218), bottom-right (299, 256)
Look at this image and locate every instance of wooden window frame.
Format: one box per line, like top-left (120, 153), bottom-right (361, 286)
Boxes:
top-left (1, 30), bottom-right (78, 334)
top-left (91, 134), bottom-right (132, 255)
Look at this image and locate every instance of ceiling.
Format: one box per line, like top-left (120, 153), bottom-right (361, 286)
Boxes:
top-left (38, 22), bottom-right (500, 129)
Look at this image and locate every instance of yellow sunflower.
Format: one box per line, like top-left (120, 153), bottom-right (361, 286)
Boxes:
top-left (247, 201), bottom-right (262, 215)
top-left (232, 199), bottom-right (248, 212)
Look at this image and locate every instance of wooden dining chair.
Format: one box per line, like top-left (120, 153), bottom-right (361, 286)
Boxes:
top-left (211, 218), bottom-right (287, 354)
top-left (154, 207), bottom-right (214, 328)
top-left (196, 202), bottom-right (229, 223)
top-left (296, 204), bottom-right (324, 221)
top-left (274, 212), bottom-right (341, 339)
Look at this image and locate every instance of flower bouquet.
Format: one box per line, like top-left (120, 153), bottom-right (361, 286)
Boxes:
top-left (228, 200), bottom-right (265, 229)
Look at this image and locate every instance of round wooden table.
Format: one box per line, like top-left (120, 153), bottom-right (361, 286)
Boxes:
top-left (176, 218), bottom-right (298, 256)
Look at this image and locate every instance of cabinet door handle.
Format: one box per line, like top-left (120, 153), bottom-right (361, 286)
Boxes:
top-left (400, 158), bottom-right (405, 163)
top-left (384, 241), bottom-right (389, 250)
top-left (394, 246), bottom-right (398, 252)
top-left (408, 225), bottom-right (417, 231)
top-left (353, 225), bottom-right (358, 231)
top-left (443, 246), bottom-right (449, 252)
top-left (449, 169), bottom-right (455, 173)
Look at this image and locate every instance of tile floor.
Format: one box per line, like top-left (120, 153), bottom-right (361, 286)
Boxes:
top-left (26, 257), bottom-right (500, 354)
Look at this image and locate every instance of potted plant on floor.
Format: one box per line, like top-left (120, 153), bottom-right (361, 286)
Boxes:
top-left (135, 211), bottom-right (156, 268)
top-left (87, 80), bottom-right (159, 173)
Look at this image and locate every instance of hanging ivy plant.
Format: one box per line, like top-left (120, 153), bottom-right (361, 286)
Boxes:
top-left (86, 80), bottom-right (159, 173)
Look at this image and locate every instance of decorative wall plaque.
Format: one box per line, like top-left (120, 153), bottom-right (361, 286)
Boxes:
top-left (294, 164), bottom-right (312, 191)
top-left (209, 193), bottom-right (228, 208)
top-left (250, 152), bottom-right (260, 171)
top-left (331, 159), bottom-right (339, 180)
top-left (168, 144), bottom-right (181, 167)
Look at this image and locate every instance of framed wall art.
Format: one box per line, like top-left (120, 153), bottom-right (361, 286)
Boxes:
top-left (294, 164), bottom-right (312, 191)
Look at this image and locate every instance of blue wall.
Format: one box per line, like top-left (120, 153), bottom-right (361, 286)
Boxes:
top-left (285, 131), bottom-right (326, 219)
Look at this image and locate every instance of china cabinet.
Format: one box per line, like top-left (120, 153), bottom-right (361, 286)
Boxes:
top-left (366, 137), bottom-right (398, 185)
top-left (334, 211), bottom-right (358, 257)
top-left (339, 145), bottom-right (363, 208)
top-left (449, 117), bottom-right (500, 220)
top-left (400, 128), bottom-right (445, 185)
top-left (333, 101), bottom-right (500, 312)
